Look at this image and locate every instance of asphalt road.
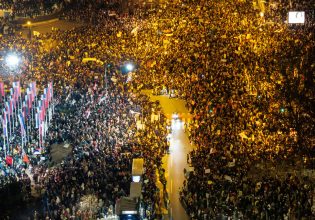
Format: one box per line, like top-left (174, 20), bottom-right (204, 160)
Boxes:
top-left (19, 19), bottom-right (83, 38)
top-left (144, 90), bottom-right (192, 220)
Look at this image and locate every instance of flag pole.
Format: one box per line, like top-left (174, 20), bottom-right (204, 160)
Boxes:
top-left (3, 134), bottom-right (6, 158)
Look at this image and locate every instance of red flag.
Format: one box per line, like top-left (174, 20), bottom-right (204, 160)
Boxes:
top-left (6, 156), bottom-right (13, 166)
top-left (28, 93), bottom-right (32, 110)
top-left (23, 155), bottom-right (30, 163)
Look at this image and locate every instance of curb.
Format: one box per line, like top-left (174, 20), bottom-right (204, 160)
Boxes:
top-left (21, 18), bottom-right (59, 28)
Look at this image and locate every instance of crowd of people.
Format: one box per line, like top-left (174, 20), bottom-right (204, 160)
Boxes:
top-left (0, 0), bottom-right (314, 219)
top-left (132, 0), bottom-right (313, 219)
top-left (0, 0), bottom-right (63, 18)
top-left (0, 3), bottom-right (170, 219)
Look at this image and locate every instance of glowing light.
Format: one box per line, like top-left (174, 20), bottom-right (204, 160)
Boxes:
top-left (5, 54), bottom-right (20, 68)
top-left (125, 63), bottom-right (134, 72)
top-left (132, 176), bottom-right (140, 182)
top-left (171, 119), bottom-right (183, 130)
top-left (288, 11), bottom-right (305, 24)
top-left (172, 113), bottom-right (179, 119)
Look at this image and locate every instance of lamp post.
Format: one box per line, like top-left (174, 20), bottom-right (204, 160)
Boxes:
top-left (27, 21), bottom-right (32, 40)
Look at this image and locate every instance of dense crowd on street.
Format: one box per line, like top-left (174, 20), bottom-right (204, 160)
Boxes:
top-left (0, 0), bottom-right (64, 17)
top-left (132, 0), bottom-right (313, 219)
top-left (0, 0), bottom-right (314, 219)
top-left (0, 4), bottom-right (169, 220)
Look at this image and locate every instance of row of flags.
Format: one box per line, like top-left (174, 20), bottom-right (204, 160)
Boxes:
top-left (1, 81), bottom-right (54, 160)
top-left (36, 82), bottom-right (54, 147)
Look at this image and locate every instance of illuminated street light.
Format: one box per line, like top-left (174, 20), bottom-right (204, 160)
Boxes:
top-left (5, 54), bottom-right (20, 68)
top-left (172, 113), bottom-right (179, 120)
top-left (27, 21), bottom-right (32, 40)
top-left (125, 63), bottom-right (134, 72)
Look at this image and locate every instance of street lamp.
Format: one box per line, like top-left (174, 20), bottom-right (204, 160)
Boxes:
top-left (125, 63), bottom-right (134, 72)
top-left (27, 21), bottom-right (32, 40)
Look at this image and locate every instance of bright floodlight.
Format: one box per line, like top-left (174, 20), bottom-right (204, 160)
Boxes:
top-left (126, 63), bottom-right (134, 72)
top-left (5, 54), bottom-right (20, 68)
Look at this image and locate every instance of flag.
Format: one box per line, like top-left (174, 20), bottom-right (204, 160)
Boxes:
top-left (6, 156), bottom-right (13, 166)
top-left (28, 93), bottom-right (32, 110)
top-left (33, 149), bottom-right (41, 155)
top-left (23, 154), bottom-right (30, 163)
top-left (6, 101), bottom-right (12, 116)
top-left (224, 175), bottom-right (233, 182)
top-left (39, 121), bottom-right (44, 146)
top-left (31, 82), bottom-right (37, 96)
top-left (131, 26), bottom-right (139, 35)
top-left (28, 82), bottom-right (36, 104)
top-left (44, 93), bottom-right (48, 109)
top-left (12, 81), bottom-right (21, 98)
top-left (210, 148), bottom-right (217, 154)
top-left (40, 104), bottom-right (45, 121)
top-left (239, 131), bottom-right (248, 139)
top-left (18, 112), bottom-right (26, 137)
top-left (26, 88), bottom-right (32, 110)
top-left (22, 101), bottom-right (28, 118)
top-left (38, 100), bottom-right (41, 109)
top-left (2, 109), bottom-right (8, 137)
top-left (22, 95), bottom-right (31, 117)
top-left (47, 82), bottom-right (53, 103)
top-left (85, 108), bottom-right (91, 118)
top-left (50, 82), bottom-right (53, 100)
top-left (0, 82), bottom-right (4, 98)
top-left (5, 102), bottom-right (11, 124)
top-left (33, 31), bottom-right (40, 37)
top-left (35, 112), bottom-right (39, 128)
top-left (10, 98), bottom-right (15, 114)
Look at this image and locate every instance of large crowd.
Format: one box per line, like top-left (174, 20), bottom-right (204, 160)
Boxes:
top-left (0, 0), bottom-right (314, 219)
top-left (0, 5), bottom-right (169, 220)
top-left (138, 0), bottom-right (314, 219)
top-left (0, 0), bottom-right (63, 18)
